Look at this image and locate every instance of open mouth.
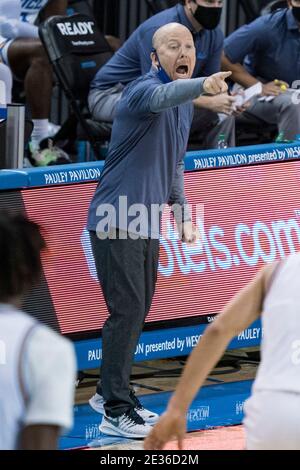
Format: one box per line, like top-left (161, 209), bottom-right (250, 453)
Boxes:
top-left (176, 65), bottom-right (189, 76)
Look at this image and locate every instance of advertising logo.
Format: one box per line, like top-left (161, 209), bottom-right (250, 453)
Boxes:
top-left (22, 160), bottom-right (300, 336)
top-left (56, 21), bottom-right (95, 36)
top-left (235, 401), bottom-right (245, 415)
top-left (187, 406), bottom-right (210, 422)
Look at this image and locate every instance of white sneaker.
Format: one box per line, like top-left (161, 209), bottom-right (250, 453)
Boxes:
top-left (99, 409), bottom-right (152, 439)
top-left (89, 393), bottom-right (105, 414)
top-left (48, 122), bottom-right (61, 137)
top-left (89, 392), bottom-right (159, 425)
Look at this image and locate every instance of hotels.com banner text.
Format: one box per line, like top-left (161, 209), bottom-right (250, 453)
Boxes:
top-left (21, 160), bottom-right (300, 337)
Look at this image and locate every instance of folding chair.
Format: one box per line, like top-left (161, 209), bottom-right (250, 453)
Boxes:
top-left (39, 13), bottom-right (114, 160)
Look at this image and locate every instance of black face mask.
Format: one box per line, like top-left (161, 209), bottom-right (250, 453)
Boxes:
top-left (192, 4), bottom-right (222, 30)
top-left (292, 6), bottom-right (300, 23)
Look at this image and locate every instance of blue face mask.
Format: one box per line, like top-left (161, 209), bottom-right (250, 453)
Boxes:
top-left (152, 48), bottom-right (172, 83)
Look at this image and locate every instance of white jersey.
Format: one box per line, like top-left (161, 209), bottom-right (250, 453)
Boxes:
top-left (0, 0), bottom-right (49, 25)
top-left (0, 0), bottom-right (49, 62)
top-left (0, 304), bottom-right (76, 450)
top-left (19, 0), bottom-right (49, 25)
top-left (253, 252), bottom-right (300, 394)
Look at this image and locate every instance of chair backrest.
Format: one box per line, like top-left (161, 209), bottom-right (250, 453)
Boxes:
top-left (39, 13), bottom-right (113, 101)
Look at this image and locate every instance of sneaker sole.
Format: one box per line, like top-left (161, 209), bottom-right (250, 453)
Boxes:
top-left (99, 422), bottom-right (151, 439)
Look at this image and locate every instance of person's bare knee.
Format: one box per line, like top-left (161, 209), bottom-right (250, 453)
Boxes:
top-left (29, 41), bottom-right (49, 62)
top-left (7, 39), bottom-right (53, 118)
top-left (7, 38), bottom-right (50, 79)
top-left (30, 54), bottom-right (52, 76)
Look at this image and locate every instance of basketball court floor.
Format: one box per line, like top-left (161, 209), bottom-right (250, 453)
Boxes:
top-left (60, 350), bottom-right (258, 450)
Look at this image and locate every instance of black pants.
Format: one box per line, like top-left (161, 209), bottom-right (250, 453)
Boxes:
top-left (90, 230), bottom-right (160, 417)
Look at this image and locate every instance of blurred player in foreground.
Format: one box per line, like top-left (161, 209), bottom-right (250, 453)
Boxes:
top-left (0, 212), bottom-right (76, 450)
top-left (145, 255), bottom-right (300, 450)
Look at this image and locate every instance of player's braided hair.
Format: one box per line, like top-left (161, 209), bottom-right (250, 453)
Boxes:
top-left (0, 211), bottom-right (46, 302)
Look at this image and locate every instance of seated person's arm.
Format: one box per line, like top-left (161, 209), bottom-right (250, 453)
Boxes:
top-left (192, 92), bottom-right (235, 115)
top-left (104, 35), bottom-right (122, 52)
top-left (192, 30), bottom-right (236, 114)
top-left (221, 51), bottom-right (259, 89)
top-left (222, 51), bottom-right (287, 97)
top-left (41, 0), bottom-right (68, 20)
top-left (222, 17), bottom-right (287, 97)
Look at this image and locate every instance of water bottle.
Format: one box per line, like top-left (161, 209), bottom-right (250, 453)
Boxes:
top-left (76, 141), bottom-right (84, 162)
top-left (217, 133), bottom-right (228, 149)
top-left (100, 140), bottom-right (110, 159)
top-left (275, 131), bottom-right (293, 144)
top-left (275, 131), bottom-right (285, 143)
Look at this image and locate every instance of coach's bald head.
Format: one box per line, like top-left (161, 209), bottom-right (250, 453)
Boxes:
top-left (151, 23), bottom-right (196, 81)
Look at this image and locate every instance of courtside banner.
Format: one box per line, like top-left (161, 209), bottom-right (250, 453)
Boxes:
top-left (20, 159), bottom-right (300, 338)
top-left (186, 141), bottom-right (300, 170)
top-left (26, 161), bottom-right (104, 187)
top-left (75, 321), bottom-right (262, 369)
top-left (2, 143), bottom-right (300, 189)
top-left (1, 146), bottom-right (300, 367)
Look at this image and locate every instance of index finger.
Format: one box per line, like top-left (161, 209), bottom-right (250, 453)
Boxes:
top-left (217, 71), bottom-right (232, 80)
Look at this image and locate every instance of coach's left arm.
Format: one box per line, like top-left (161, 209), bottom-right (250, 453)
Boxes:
top-left (168, 159), bottom-right (200, 244)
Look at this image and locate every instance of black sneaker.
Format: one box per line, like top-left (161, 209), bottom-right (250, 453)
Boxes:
top-left (99, 408), bottom-right (152, 438)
